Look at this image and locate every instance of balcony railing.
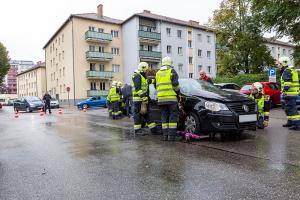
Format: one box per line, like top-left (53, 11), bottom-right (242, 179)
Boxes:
top-left (139, 50), bottom-right (162, 59)
top-left (86, 71), bottom-right (114, 79)
top-left (86, 51), bottom-right (113, 61)
top-left (87, 90), bottom-right (109, 97)
top-left (85, 31), bottom-right (112, 43)
top-left (138, 30), bottom-right (161, 41)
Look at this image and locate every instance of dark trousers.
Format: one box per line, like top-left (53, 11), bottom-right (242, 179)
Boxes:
top-left (124, 96), bottom-right (132, 116)
top-left (44, 102), bottom-right (51, 114)
top-left (133, 101), bottom-right (156, 133)
top-left (159, 103), bottom-right (179, 136)
top-left (283, 96), bottom-right (300, 126)
top-left (111, 101), bottom-right (119, 119)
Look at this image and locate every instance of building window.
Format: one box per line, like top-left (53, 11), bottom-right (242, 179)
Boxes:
top-left (177, 30), bottom-right (182, 38)
top-left (178, 64), bottom-right (183, 72)
top-left (98, 28), bottom-right (104, 33)
top-left (198, 49), bottom-right (202, 57)
top-left (90, 63), bottom-right (96, 71)
top-left (197, 34), bottom-right (202, 42)
top-left (112, 64), bottom-right (120, 72)
top-left (167, 45), bottom-right (172, 54)
top-left (189, 73), bottom-right (193, 78)
top-left (178, 47), bottom-right (182, 55)
top-left (111, 30), bottom-right (119, 38)
top-left (59, 53), bottom-right (61, 61)
top-left (99, 64), bottom-right (105, 71)
top-left (90, 82), bottom-right (96, 90)
top-left (147, 45), bottom-right (152, 51)
top-left (207, 35), bottom-right (211, 43)
top-left (198, 65), bottom-right (202, 72)
top-left (59, 69), bottom-right (62, 77)
top-left (63, 84), bottom-right (66, 93)
top-left (63, 67), bottom-right (65, 76)
top-left (50, 46), bottom-right (52, 53)
top-left (188, 31), bottom-right (192, 35)
top-left (50, 60), bottom-right (52, 68)
top-left (166, 28), bottom-right (171, 36)
top-left (271, 47), bottom-right (275, 53)
top-left (207, 51), bottom-right (211, 59)
top-left (89, 26), bottom-right (95, 31)
top-left (208, 66), bottom-right (211, 74)
top-left (278, 54), bottom-right (280, 59)
top-left (188, 40), bottom-right (192, 48)
top-left (56, 48), bottom-right (57, 56)
top-left (58, 37), bottom-right (60, 45)
top-left (62, 34), bottom-right (64, 42)
top-left (283, 49), bottom-right (286, 55)
top-left (100, 82), bottom-right (106, 90)
top-left (189, 57), bottom-right (193, 64)
top-left (89, 45), bottom-right (95, 51)
top-left (112, 48), bottom-right (120, 55)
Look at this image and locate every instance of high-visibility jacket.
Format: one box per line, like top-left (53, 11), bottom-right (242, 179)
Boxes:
top-left (155, 67), bottom-right (180, 104)
top-left (132, 71), bottom-right (148, 102)
top-left (249, 94), bottom-right (266, 117)
top-left (281, 67), bottom-right (299, 96)
top-left (107, 86), bottom-right (120, 102)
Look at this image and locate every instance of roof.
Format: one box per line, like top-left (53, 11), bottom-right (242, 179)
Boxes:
top-left (124, 11), bottom-right (214, 32)
top-left (17, 64), bottom-right (46, 76)
top-left (43, 13), bottom-right (123, 49)
top-left (264, 37), bottom-right (295, 48)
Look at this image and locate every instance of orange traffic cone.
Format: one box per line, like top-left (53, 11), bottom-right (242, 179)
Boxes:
top-left (14, 110), bottom-right (19, 118)
top-left (58, 108), bottom-right (63, 115)
top-left (39, 108), bottom-right (45, 116)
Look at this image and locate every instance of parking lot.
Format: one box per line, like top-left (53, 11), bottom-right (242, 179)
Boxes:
top-left (0, 106), bottom-right (300, 199)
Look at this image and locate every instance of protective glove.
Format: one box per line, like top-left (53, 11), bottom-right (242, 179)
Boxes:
top-left (263, 120), bottom-right (269, 127)
top-left (142, 96), bottom-right (148, 104)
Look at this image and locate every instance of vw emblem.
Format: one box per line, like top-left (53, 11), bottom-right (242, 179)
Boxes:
top-left (243, 105), bottom-right (249, 112)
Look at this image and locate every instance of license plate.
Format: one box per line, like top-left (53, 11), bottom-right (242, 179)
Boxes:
top-left (239, 114), bottom-right (257, 123)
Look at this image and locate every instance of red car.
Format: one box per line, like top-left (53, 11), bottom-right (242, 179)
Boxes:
top-left (240, 82), bottom-right (281, 106)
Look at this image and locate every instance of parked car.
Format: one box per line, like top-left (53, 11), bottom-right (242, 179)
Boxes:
top-left (240, 82), bottom-right (281, 106)
top-left (13, 96), bottom-right (45, 112)
top-left (214, 83), bottom-right (241, 93)
top-left (0, 103), bottom-right (2, 109)
top-left (50, 98), bottom-right (60, 108)
top-left (77, 96), bottom-right (107, 109)
top-left (7, 99), bottom-right (15, 106)
top-left (149, 78), bottom-right (257, 136)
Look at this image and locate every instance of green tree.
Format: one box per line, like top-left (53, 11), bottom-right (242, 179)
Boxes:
top-left (252, 0), bottom-right (300, 65)
top-left (0, 42), bottom-right (10, 86)
top-left (209, 0), bottom-right (275, 75)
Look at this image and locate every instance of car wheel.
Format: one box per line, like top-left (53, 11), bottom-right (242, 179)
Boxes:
top-left (26, 107), bottom-right (30, 113)
top-left (184, 112), bottom-right (201, 134)
top-left (82, 104), bottom-right (88, 109)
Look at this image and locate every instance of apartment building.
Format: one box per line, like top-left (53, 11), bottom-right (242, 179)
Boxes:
top-left (17, 62), bottom-right (46, 98)
top-left (122, 10), bottom-right (216, 84)
top-left (265, 38), bottom-right (295, 62)
top-left (43, 4), bottom-right (122, 104)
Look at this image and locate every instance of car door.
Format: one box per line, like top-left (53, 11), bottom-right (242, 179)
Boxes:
top-left (17, 98), bottom-right (26, 111)
top-left (14, 98), bottom-right (21, 110)
top-left (89, 97), bottom-right (97, 107)
top-left (94, 97), bottom-right (103, 107)
top-left (268, 83), bottom-right (281, 104)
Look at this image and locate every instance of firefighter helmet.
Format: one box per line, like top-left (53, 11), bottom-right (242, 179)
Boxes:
top-left (112, 81), bottom-right (117, 87)
top-left (279, 56), bottom-right (292, 67)
top-left (138, 62), bottom-right (149, 72)
top-left (162, 56), bottom-right (173, 67)
top-left (252, 82), bottom-right (263, 94)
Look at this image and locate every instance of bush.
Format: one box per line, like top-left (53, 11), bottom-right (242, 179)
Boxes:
top-left (213, 73), bottom-right (269, 86)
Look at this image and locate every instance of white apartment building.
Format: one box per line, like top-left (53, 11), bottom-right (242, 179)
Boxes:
top-left (265, 38), bottom-right (295, 62)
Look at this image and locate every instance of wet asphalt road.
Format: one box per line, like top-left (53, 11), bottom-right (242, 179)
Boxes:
top-left (0, 106), bottom-right (300, 200)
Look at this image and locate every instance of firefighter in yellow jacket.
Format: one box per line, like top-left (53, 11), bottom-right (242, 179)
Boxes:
top-left (155, 57), bottom-right (180, 141)
top-left (107, 81), bottom-right (121, 120)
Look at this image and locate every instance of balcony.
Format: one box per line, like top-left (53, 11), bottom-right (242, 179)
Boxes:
top-left (139, 50), bottom-right (161, 62)
top-left (138, 30), bottom-right (161, 45)
top-left (87, 90), bottom-right (109, 97)
top-left (86, 51), bottom-right (113, 61)
top-left (85, 31), bottom-right (112, 44)
top-left (86, 71), bottom-right (114, 80)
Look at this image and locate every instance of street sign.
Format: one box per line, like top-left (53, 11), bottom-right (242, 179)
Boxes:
top-left (269, 76), bottom-right (276, 83)
top-left (66, 87), bottom-right (70, 92)
top-left (269, 68), bottom-right (276, 77)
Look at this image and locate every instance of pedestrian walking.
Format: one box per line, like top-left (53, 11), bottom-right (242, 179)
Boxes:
top-left (43, 92), bottom-right (52, 114)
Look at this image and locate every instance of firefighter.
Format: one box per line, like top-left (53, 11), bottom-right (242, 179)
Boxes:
top-left (279, 56), bottom-right (300, 130)
top-left (117, 81), bottom-right (124, 117)
top-left (107, 81), bottom-right (120, 120)
top-left (249, 82), bottom-right (270, 129)
top-left (131, 62), bottom-right (157, 135)
top-left (155, 57), bottom-right (180, 141)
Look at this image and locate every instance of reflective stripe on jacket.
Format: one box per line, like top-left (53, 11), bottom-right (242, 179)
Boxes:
top-left (132, 72), bottom-right (148, 102)
top-left (156, 68), bottom-right (178, 104)
top-left (107, 86), bottom-right (120, 102)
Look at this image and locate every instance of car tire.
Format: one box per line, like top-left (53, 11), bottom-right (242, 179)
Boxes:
top-left (184, 112), bottom-right (201, 134)
top-left (82, 104), bottom-right (88, 109)
top-left (26, 107), bottom-right (30, 113)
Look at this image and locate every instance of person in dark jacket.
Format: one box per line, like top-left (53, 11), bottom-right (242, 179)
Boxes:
top-left (121, 83), bottom-right (132, 117)
top-left (43, 92), bottom-right (52, 114)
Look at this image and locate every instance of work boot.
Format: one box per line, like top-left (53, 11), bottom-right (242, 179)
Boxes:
top-left (282, 123), bottom-right (292, 127)
top-left (288, 126), bottom-right (300, 131)
top-left (162, 135), bottom-right (168, 141)
top-left (150, 127), bottom-right (162, 135)
top-left (168, 135), bottom-right (176, 141)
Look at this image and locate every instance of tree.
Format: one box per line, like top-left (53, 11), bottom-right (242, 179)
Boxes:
top-left (0, 42), bottom-right (10, 86)
top-left (209, 0), bottom-right (275, 75)
top-left (252, 0), bottom-right (300, 65)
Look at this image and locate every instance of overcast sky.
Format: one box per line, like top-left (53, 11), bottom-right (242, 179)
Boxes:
top-left (0, 0), bottom-right (225, 62)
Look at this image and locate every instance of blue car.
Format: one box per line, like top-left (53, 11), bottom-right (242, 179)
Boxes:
top-left (77, 96), bottom-right (107, 109)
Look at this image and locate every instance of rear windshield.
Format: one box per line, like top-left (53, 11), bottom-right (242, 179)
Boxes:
top-left (25, 96), bottom-right (41, 102)
top-left (268, 83), bottom-right (279, 90)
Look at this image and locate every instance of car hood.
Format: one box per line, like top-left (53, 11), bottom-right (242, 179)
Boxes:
top-left (189, 90), bottom-right (250, 102)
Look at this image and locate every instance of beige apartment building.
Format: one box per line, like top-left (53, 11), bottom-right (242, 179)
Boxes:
top-left (17, 62), bottom-right (46, 99)
top-left (43, 4), bottom-right (122, 104)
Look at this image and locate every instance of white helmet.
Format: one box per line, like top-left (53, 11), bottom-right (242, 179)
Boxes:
top-left (279, 56), bottom-right (292, 67)
top-left (252, 82), bottom-right (263, 94)
top-left (138, 62), bottom-right (149, 72)
top-left (162, 56), bottom-right (173, 67)
top-left (112, 81), bottom-right (117, 87)
top-left (117, 81), bottom-right (122, 87)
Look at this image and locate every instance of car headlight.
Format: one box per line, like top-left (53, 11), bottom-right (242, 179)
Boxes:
top-left (205, 101), bottom-right (229, 112)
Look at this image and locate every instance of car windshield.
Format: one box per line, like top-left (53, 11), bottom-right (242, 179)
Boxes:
top-left (25, 96), bottom-right (41, 102)
top-left (179, 79), bottom-right (228, 95)
top-left (51, 98), bottom-right (57, 101)
top-left (241, 85), bottom-right (252, 91)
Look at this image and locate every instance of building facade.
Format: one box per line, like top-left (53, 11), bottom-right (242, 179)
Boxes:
top-left (44, 5), bottom-right (122, 104)
top-left (17, 62), bottom-right (46, 99)
top-left (265, 38), bottom-right (295, 62)
top-left (122, 11), bottom-right (216, 84)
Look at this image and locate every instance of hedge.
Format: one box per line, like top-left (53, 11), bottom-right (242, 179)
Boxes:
top-left (213, 73), bottom-right (269, 86)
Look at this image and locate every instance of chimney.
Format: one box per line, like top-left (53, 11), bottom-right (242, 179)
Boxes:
top-left (97, 4), bottom-right (103, 17)
top-left (143, 10), bottom-right (151, 14)
top-left (189, 20), bottom-right (199, 26)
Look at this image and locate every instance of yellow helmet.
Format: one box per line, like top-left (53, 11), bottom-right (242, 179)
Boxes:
top-left (252, 82), bottom-right (263, 93)
top-left (138, 62), bottom-right (149, 72)
top-left (162, 56), bottom-right (173, 67)
top-left (112, 81), bottom-right (117, 87)
top-left (279, 56), bottom-right (292, 67)
top-left (117, 81), bottom-right (122, 87)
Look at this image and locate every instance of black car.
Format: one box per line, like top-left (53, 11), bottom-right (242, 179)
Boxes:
top-left (14, 96), bottom-right (45, 112)
top-left (149, 78), bottom-right (257, 135)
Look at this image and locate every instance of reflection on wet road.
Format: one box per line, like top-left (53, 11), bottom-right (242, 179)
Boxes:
top-left (0, 107), bottom-right (299, 199)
